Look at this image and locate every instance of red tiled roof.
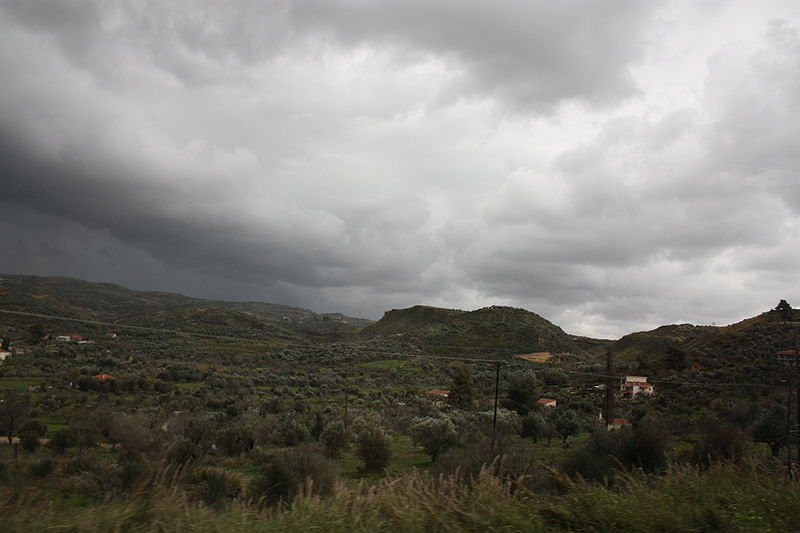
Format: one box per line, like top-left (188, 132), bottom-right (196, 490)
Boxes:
top-left (537, 398), bottom-right (556, 404)
top-left (91, 373), bottom-right (115, 381)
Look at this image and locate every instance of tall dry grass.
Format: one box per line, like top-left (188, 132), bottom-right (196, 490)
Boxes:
top-left (3, 459), bottom-right (800, 532)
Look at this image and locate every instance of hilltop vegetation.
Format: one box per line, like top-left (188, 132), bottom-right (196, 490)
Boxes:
top-left (362, 304), bottom-right (584, 357)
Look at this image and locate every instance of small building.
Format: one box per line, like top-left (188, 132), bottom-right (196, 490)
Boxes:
top-left (537, 397), bottom-right (557, 408)
top-left (423, 389), bottom-right (450, 406)
top-left (106, 333), bottom-right (118, 339)
top-left (620, 375), bottom-right (654, 398)
top-left (56, 335), bottom-right (72, 342)
top-left (91, 373), bottom-right (116, 381)
top-left (608, 417), bottom-right (630, 430)
top-left (0, 349), bottom-right (11, 362)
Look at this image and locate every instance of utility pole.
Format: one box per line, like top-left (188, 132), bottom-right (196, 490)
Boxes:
top-left (776, 327), bottom-right (800, 475)
top-left (491, 361), bottom-right (501, 451)
top-left (343, 378), bottom-right (349, 430)
top-left (795, 329), bottom-right (800, 469)
top-left (603, 347), bottom-right (615, 428)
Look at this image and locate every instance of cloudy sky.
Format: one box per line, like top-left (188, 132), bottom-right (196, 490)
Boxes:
top-left (1, 0), bottom-right (799, 338)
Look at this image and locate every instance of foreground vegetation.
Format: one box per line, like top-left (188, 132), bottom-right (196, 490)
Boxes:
top-left (2, 459), bottom-right (799, 532)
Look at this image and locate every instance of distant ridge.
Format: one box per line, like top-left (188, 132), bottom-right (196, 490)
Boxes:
top-left (0, 274), bottom-right (372, 343)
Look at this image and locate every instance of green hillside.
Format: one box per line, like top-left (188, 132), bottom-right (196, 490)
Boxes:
top-left (362, 304), bottom-right (585, 357)
top-left (684, 311), bottom-right (800, 368)
top-left (608, 324), bottom-right (714, 364)
top-left (602, 307), bottom-right (798, 386)
top-left (0, 274), bottom-right (371, 344)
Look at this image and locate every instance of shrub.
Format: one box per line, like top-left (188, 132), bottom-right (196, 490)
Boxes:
top-left (356, 424), bottom-right (392, 472)
top-left (249, 446), bottom-right (337, 505)
top-left (274, 416), bottom-right (311, 447)
top-left (28, 457), bottom-right (54, 478)
top-left (692, 419), bottom-right (746, 467)
top-left (319, 420), bottom-right (354, 459)
top-left (47, 429), bottom-right (78, 454)
top-left (19, 430), bottom-right (41, 452)
top-left (561, 420), bottom-right (669, 482)
top-left (194, 467), bottom-right (243, 507)
top-left (616, 418), bottom-right (669, 474)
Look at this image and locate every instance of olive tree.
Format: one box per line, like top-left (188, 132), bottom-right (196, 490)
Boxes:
top-left (410, 417), bottom-right (458, 462)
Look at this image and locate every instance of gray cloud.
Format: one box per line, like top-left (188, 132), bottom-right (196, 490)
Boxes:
top-left (1, 1), bottom-right (799, 338)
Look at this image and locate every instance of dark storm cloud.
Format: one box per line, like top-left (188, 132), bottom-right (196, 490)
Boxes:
top-left (1, 1), bottom-right (799, 338)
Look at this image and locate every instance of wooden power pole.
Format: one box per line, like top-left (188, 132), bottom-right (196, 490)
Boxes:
top-left (603, 347), bottom-right (615, 428)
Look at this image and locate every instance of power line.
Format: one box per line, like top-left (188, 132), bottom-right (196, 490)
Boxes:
top-left (561, 368), bottom-right (786, 390)
top-left (0, 308), bottom-right (290, 344)
top-left (0, 308), bottom-right (788, 390)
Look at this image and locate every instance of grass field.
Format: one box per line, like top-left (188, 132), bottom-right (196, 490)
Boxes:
top-left (0, 379), bottom-right (39, 389)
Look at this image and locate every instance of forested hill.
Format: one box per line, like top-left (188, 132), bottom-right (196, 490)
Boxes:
top-left (361, 304), bottom-right (586, 357)
top-left (0, 274), bottom-right (372, 343)
top-left (602, 306), bottom-right (799, 378)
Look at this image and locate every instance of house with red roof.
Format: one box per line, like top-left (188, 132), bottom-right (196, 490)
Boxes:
top-left (608, 417), bottom-right (630, 430)
top-left (620, 375), bottom-right (654, 398)
top-left (537, 397), bottom-right (557, 408)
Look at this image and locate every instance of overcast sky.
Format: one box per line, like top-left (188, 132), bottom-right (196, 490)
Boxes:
top-left (1, 1), bottom-right (799, 338)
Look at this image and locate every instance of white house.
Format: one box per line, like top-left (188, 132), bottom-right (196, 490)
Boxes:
top-left (620, 375), bottom-right (654, 398)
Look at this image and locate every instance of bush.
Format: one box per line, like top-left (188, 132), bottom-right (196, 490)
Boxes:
top-left (19, 430), bottom-right (41, 452)
top-left (319, 420), bottom-right (354, 459)
top-left (692, 419), bottom-right (746, 467)
top-left (28, 457), bottom-right (54, 478)
top-left (194, 467), bottom-right (243, 507)
top-left (356, 424), bottom-right (392, 472)
top-left (435, 438), bottom-right (541, 487)
top-left (47, 429), bottom-right (78, 454)
top-left (616, 418), bottom-right (669, 474)
top-left (249, 446), bottom-right (337, 505)
top-left (561, 420), bottom-right (669, 482)
top-left (274, 416), bottom-right (311, 447)
top-left (250, 456), bottom-right (296, 505)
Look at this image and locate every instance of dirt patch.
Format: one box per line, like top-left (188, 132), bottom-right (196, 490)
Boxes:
top-left (515, 352), bottom-right (552, 363)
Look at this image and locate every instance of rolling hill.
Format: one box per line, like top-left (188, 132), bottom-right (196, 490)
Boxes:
top-left (604, 307), bottom-right (798, 377)
top-left (361, 304), bottom-right (586, 357)
top-left (0, 274), bottom-right (371, 344)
